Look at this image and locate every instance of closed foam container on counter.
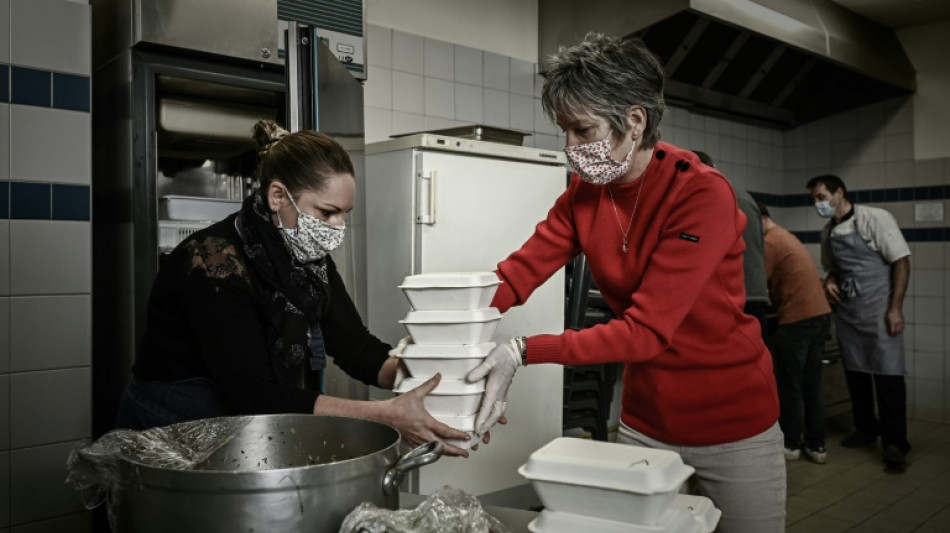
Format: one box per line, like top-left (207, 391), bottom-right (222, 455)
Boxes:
top-left (393, 377), bottom-right (485, 416)
top-left (397, 342), bottom-right (495, 379)
top-left (518, 437), bottom-right (695, 525)
top-left (399, 308), bottom-right (501, 345)
top-left (399, 272), bottom-right (501, 310)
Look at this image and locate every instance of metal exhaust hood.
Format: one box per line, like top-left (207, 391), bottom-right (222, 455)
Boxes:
top-left (538, 0), bottom-right (916, 129)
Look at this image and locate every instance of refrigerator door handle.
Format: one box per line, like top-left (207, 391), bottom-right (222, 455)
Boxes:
top-left (416, 170), bottom-right (436, 224)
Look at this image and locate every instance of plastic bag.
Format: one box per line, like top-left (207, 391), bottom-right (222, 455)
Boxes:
top-left (338, 486), bottom-right (511, 533)
top-left (65, 417), bottom-right (251, 527)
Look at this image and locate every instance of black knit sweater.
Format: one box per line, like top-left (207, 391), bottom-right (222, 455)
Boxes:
top-left (132, 213), bottom-right (391, 415)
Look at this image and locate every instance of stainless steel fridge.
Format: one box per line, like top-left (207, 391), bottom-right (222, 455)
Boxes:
top-left (91, 2), bottom-right (368, 435)
top-left (365, 133), bottom-right (568, 496)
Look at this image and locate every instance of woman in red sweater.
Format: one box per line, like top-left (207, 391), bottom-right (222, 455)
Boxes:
top-left (467, 33), bottom-right (784, 532)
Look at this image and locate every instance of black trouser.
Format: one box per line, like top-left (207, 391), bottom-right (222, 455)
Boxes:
top-left (845, 369), bottom-right (910, 453)
top-left (770, 314), bottom-right (830, 449)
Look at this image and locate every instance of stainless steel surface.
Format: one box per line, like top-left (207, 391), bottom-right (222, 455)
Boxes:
top-left (91, 0), bottom-right (280, 67)
top-left (115, 415), bottom-right (442, 532)
top-left (393, 125), bottom-right (531, 146)
top-left (538, 0), bottom-right (915, 129)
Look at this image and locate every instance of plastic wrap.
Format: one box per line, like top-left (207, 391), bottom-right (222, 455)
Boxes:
top-left (339, 486), bottom-right (511, 533)
top-left (65, 417), bottom-right (251, 527)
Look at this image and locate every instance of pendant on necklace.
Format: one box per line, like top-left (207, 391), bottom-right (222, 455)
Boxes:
top-left (622, 240), bottom-right (628, 253)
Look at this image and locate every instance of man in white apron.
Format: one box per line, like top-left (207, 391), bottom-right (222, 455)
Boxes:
top-left (807, 174), bottom-right (911, 470)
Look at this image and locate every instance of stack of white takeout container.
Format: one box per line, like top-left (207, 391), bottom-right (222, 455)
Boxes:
top-left (520, 437), bottom-right (722, 533)
top-left (392, 272), bottom-right (503, 449)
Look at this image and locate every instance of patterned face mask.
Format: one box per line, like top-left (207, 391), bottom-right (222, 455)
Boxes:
top-left (564, 132), bottom-right (635, 185)
top-left (278, 188), bottom-right (346, 263)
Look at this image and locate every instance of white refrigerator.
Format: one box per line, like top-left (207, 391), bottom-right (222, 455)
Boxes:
top-left (365, 133), bottom-right (567, 496)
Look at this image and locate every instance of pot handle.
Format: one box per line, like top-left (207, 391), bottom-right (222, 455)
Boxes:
top-left (382, 441), bottom-right (444, 496)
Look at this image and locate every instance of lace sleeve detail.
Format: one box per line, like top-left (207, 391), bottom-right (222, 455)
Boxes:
top-left (185, 236), bottom-right (251, 285)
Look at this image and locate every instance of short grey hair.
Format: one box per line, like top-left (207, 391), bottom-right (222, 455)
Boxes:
top-left (541, 32), bottom-right (666, 148)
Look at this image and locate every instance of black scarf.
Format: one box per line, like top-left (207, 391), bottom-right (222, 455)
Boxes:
top-left (236, 190), bottom-right (331, 385)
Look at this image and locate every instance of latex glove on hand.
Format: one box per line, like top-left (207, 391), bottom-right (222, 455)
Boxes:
top-left (387, 336), bottom-right (412, 387)
top-left (466, 338), bottom-right (523, 435)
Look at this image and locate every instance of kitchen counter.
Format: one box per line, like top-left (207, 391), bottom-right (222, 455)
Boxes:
top-left (400, 491), bottom-right (538, 533)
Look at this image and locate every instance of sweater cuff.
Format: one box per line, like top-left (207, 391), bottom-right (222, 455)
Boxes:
top-left (524, 335), bottom-right (563, 365)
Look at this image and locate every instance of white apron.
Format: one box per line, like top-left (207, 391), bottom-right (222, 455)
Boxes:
top-left (828, 227), bottom-right (905, 375)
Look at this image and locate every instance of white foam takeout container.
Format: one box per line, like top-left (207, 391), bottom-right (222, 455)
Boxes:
top-left (399, 272), bottom-right (502, 311)
top-left (399, 308), bottom-right (502, 345)
top-left (527, 505), bottom-right (702, 533)
top-left (431, 413), bottom-right (479, 450)
top-left (393, 377), bottom-right (486, 416)
top-left (518, 437), bottom-right (695, 525)
top-left (671, 495), bottom-right (721, 533)
top-left (397, 342), bottom-right (495, 380)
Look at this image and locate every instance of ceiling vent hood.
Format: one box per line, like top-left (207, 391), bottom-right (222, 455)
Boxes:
top-left (538, 0), bottom-right (916, 129)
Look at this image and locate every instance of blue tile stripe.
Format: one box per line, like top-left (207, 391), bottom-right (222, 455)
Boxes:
top-left (5, 181), bottom-right (90, 221)
top-left (751, 185), bottom-right (950, 208)
top-left (753, 187), bottom-right (950, 242)
top-left (2, 62), bottom-right (90, 113)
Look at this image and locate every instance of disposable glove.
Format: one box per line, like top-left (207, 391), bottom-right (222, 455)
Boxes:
top-left (466, 338), bottom-right (522, 434)
top-left (388, 336), bottom-right (412, 387)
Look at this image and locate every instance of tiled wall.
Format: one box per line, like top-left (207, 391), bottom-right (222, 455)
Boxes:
top-left (364, 24), bottom-right (950, 424)
top-left (0, 1), bottom-right (93, 532)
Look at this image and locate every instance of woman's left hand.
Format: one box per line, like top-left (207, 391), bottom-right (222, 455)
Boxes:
top-left (383, 373), bottom-right (475, 457)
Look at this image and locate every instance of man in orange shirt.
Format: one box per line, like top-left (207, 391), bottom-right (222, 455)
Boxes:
top-left (760, 202), bottom-right (832, 464)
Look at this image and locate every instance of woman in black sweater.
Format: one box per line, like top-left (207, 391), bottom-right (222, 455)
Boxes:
top-left (116, 120), bottom-right (473, 456)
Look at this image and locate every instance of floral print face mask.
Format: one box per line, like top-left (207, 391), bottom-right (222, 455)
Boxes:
top-left (277, 188), bottom-right (345, 263)
top-left (564, 132), bottom-right (635, 185)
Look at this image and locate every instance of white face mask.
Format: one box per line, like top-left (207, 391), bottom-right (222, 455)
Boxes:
top-left (814, 200), bottom-right (836, 218)
top-left (564, 132), bottom-right (635, 185)
top-left (277, 189), bottom-right (345, 263)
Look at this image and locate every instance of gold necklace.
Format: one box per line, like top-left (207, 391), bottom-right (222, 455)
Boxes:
top-left (607, 174), bottom-right (645, 253)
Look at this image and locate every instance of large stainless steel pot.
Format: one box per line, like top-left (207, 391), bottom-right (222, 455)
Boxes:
top-left (113, 414), bottom-right (441, 532)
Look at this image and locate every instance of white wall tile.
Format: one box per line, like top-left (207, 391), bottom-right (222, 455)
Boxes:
top-left (423, 78), bottom-right (453, 119)
top-left (391, 30), bottom-right (423, 75)
top-left (533, 98), bottom-right (557, 135)
top-left (0, 0), bottom-right (9, 63)
top-left (509, 93), bottom-right (533, 132)
top-left (885, 134), bottom-right (914, 162)
top-left (10, 441), bottom-right (87, 524)
top-left (831, 111), bottom-right (857, 141)
top-left (0, 452), bottom-right (8, 527)
top-left (10, 107), bottom-right (90, 184)
top-left (884, 160), bottom-right (914, 188)
top-left (367, 24), bottom-right (391, 69)
top-left (10, 221), bottom-right (90, 295)
top-left (914, 324), bottom-right (944, 353)
top-left (855, 162), bottom-right (885, 190)
top-left (913, 242), bottom-right (945, 269)
top-left (362, 66), bottom-right (391, 110)
top-left (509, 58), bottom-right (534, 96)
top-left (0, 376), bottom-right (8, 451)
top-left (534, 133), bottom-right (561, 152)
top-left (0, 105), bottom-right (9, 181)
top-left (423, 115), bottom-right (455, 131)
top-left (0, 298), bottom-right (8, 373)
top-left (914, 158), bottom-right (945, 186)
top-left (364, 107), bottom-right (392, 144)
top-left (454, 45), bottom-right (482, 86)
top-left (391, 111), bottom-right (424, 137)
top-left (913, 269), bottom-right (945, 301)
top-left (423, 37), bottom-right (453, 80)
top-left (454, 83), bottom-right (482, 123)
top-left (10, 368), bottom-right (90, 448)
top-left (914, 297), bottom-right (945, 327)
top-left (483, 88), bottom-right (509, 128)
top-left (483, 52), bottom-right (509, 92)
top-left (391, 71), bottom-right (424, 115)
top-left (912, 378), bottom-right (944, 422)
top-left (857, 136), bottom-right (886, 166)
top-left (10, 513), bottom-right (91, 533)
top-left (0, 222), bottom-right (8, 296)
top-left (10, 0), bottom-right (89, 75)
top-left (10, 295), bottom-right (90, 371)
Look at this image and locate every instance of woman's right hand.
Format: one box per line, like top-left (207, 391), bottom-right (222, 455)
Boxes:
top-left (383, 373), bottom-right (474, 457)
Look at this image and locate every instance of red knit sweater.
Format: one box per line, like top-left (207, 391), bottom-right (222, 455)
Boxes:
top-left (492, 142), bottom-right (778, 446)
